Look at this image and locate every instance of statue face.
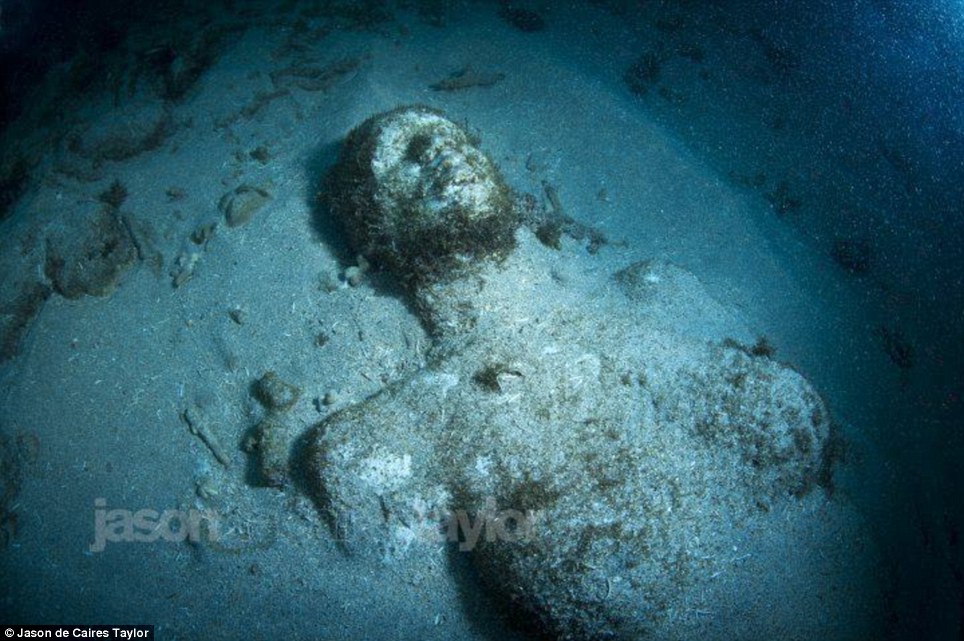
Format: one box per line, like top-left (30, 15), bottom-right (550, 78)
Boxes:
top-left (331, 106), bottom-right (516, 283)
top-left (381, 119), bottom-right (497, 229)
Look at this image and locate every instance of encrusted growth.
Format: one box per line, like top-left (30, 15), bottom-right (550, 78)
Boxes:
top-left (326, 105), bottom-right (517, 285)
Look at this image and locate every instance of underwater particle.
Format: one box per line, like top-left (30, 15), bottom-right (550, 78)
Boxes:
top-left (325, 105), bottom-right (517, 285)
top-left (219, 184), bottom-right (271, 228)
top-left (831, 238), bottom-right (873, 274)
top-left (254, 371), bottom-right (302, 413)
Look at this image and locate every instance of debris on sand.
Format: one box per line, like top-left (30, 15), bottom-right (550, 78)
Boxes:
top-left (429, 67), bottom-right (505, 91)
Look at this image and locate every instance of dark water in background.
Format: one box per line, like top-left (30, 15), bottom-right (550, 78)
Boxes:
top-left (2, 0), bottom-right (963, 637)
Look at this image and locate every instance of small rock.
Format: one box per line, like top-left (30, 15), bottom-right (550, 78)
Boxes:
top-left (170, 251), bottom-right (200, 288)
top-left (255, 371), bottom-right (302, 412)
top-left (219, 184), bottom-right (270, 228)
top-left (254, 413), bottom-right (296, 488)
top-left (345, 265), bottom-right (364, 287)
top-left (44, 206), bottom-right (136, 299)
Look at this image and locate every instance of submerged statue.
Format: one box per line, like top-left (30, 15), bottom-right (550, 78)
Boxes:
top-left (308, 106), bottom-right (875, 640)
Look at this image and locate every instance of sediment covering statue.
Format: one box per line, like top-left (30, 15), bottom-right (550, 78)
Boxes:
top-left (311, 106), bottom-right (871, 640)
